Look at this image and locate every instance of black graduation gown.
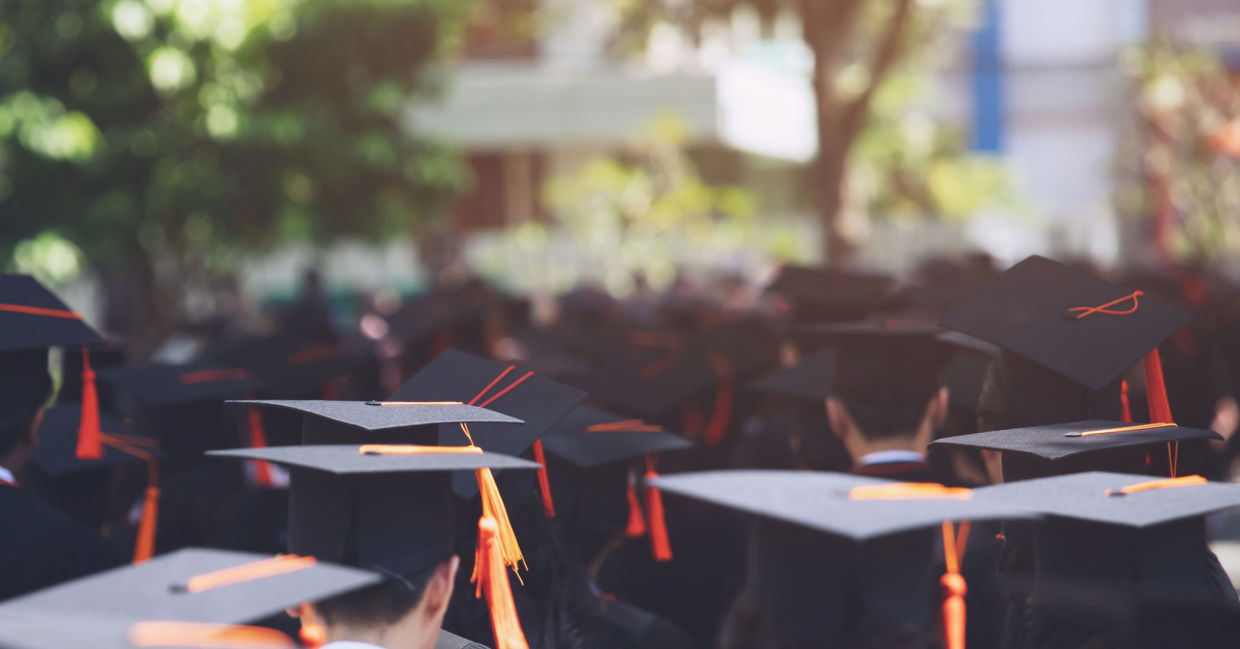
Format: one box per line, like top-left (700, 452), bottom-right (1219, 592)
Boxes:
top-left (0, 483), bottom-right (124, 601)
top-left (598, 597), bottom-right (695, 649)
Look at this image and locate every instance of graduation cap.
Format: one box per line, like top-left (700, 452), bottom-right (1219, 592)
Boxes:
top-left (928, 420), bottom-right (1222, 482)
top-left (793, 321), bottom-right (950, 436)
top-left (99, 362), bottom-right (263, 407)
top-left (651, 470), bottom-right (1036, 649)
top-left (939, 256), bottom-right (1193, 428)
top-left (209, 444), bottom-right (540, 649)
top-left (972, 472), bottom-right (1240, 632)
top-left (0, 547), bottom-right (380, 625)
top-left (388, 348), bottom-right (587, 511)
top-left (747, 349), bottom-right (834, 404)
top-left (0, 613), bottom-right (299, 649)
top-left (209, 333), bottom-right (371, 397)
top-left (764, 265), bottom-right (901, 323)
top-left (0, 275), bottom-right (105, 460)
top-left (540, 406), bottom-right (693, 562)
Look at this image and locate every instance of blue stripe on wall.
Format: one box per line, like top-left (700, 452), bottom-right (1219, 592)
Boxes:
top-left (971, 0), bottom-right (1004, 153)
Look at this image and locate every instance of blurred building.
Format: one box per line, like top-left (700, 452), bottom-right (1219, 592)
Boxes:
top-left (404, 0), bottom-right (1240, 273)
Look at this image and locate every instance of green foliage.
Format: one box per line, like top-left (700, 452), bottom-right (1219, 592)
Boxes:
top-left (0, 0), bottom-right (468, 279)
top-left (1114, 40), bottom-right (1240, 263)
top-left (473, 115), bottom-right (804, 295)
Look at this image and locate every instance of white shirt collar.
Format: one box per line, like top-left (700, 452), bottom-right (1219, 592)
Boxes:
top-left (0, 465), bottom-right (16, 486)
top-left (857, 449), bottom-right (925, 466)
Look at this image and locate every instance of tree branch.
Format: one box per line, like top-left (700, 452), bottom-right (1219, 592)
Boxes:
top-left (838, 0), bottom-right (914, 142)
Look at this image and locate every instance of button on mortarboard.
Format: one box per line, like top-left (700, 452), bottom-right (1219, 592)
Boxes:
top-left (939, 255), bottom-right (1192, 391)
top-left (0, 547), bottom-right (380, 625)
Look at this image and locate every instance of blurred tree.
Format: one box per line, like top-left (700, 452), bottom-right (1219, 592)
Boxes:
top-left (0, 0), bottom-right (468, 352)
top-left (611, 0), bottom-right (990, 260)
top-left (1115, 41), bottom-right (1240, 265)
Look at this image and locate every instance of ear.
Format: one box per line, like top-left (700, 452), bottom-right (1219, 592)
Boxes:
top-left (929, 387), bottom-right (950, 429)
top-left (825, 397), bottom-right (851, 441)
top-left (420, 555), bottom-right (460, 620)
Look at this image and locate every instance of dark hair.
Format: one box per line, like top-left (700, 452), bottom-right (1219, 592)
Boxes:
top-left (836, 393), bottom-right (931, 441)
top-left (0, 411), bottom-right (41, 457)
top-left (314, 561), bottom-right (441, 628)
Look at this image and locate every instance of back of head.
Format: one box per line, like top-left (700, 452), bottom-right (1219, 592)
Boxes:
top-left (0, 349), bottom-right (52, 457)
top-left (978, 350), bottom-right (1122, 433)
top-left (832, 333), bottom-right (948, 440)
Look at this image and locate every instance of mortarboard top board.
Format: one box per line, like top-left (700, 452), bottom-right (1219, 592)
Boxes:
top-left (0, 613), bottom-right (299, 649)
top-left (540, 406), bottom-right (692, 469)
top-left (29, 405), bottom-right (158, 476)
top-left (747, 349), bottom-right (834, 403)
top-left (0, 275), bottom-right (103, 352)
top-left (210, 443), bottom-right (538, 474)
top-left (209, 332), bottom-right (371, 396)
top-left (939, 255), bottom-right (1193, 391)
top-left (99, 362), bottom-right (264, 407)
top-left (650, 469), bottom-right (1036, 541)
top-left (972, 470), bottom-right (1240, 529)
top-left (928, 420), bottom-right (1221, 480)
top-left (0, 547), bottom-right (380, 625)
top-left (226, 398), bottom-right (522, 443)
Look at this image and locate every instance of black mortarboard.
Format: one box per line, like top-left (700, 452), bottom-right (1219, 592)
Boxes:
top-left (210, 444), bottom-right (540, 648)
top-left (0, 275), bottom-right (103, 353)
top-left (747, 349), bottom-right (834, 403)
top-left (0, 613), bottom-right (299, 649)
top-left (764, 265), bottom-right (901, 323)
top-left (100, 363), bottom-right (263, 407)
top-left (928, 420), bottom-right (1221, 481)
top-left (209, 333), bottom-right (371, 397)
top-left (0, 275), bottom-right (105, 459)
top-left (940, 255), bottom-right (1191, 391)
top-left (29, 406), bottom-right (156, 476)
top-left (972, 471), bottom-right (1240, 638)
top-left (540, 406), bottom-right (693, 469)
top-left (652, 470), bottom-right (1035, 647)
top-left (388, 349), bottom-right (586, 500)
top-left (0, 547), bottom-right (380, 624)
top-left (230, 398), bottom-right (522, 446)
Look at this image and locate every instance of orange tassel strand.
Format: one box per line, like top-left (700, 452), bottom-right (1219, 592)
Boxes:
top-left (531, 439), bottom-right (555, 517)
top-left (1120, 380), bottom-right (1132, 423)
top-left (625, 469), bottom-right (647, 538)
top-left (473, 517), bottom-right (530, 649)
top-left (298, 622), bottom-right (325, 649)
top-left (644, 455), bottom-right (672, 562)
top-left (76, 348), bottom-right (102, 459)
top-left (248, 408), bottom-right (275, 488)
top-left (940, 520), bottom-right (970, 649)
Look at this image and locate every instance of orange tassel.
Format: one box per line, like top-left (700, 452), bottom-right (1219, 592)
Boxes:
top-left (940, 520), bottom-right (969, 649)
top-left (702, 351), bottom-right (734, 445)
top-left (625, 470), bottom-right (647, 538)
top-left (644, 455), bottom-right (672, 562)
top-left (298, 622), bottom-right (325, 649)
top-left (473, 517), bottom-right (530, 649)
top-left (1120, 380), bottom-right (1132, 423)
top-left (247, 408), bottom-right (275, 488)
top-left (76, 348), bottom-right (102, 459)
top-left (133, 484), bottom-right (160, 563)
top-left (1144, 348), bottom-right (1174, 424)
top-left (531, 439), bottom-right (555, 518)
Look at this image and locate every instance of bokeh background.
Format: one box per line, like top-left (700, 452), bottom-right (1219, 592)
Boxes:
top-left (3, 0), bottom-right (1240, 353)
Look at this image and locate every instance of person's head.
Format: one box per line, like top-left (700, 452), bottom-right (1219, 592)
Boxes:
top-left (0, 348), bottom-right (53, 471)
top-left (826, 387), bottom-right (949, 460)
top-left (292, 557), bottom-right (459, 649)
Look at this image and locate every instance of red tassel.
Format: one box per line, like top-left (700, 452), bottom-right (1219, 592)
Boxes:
top-left (531, 440), bottom-right (555, 517)
top-left (702, 352), bottom-right (734, 446)
top-left (248, 408), bottom-right (275, 488)
top-left (76, 348), bottom-right (102, 459)
top-left (473, 517), bottom-right (530, 649)
top-left (133, 484), bottom-right (160, 563)
top-left (1120, 380), bottom-right (1132, 423)
top-left (1144, 348), bottom-right (1174, 424)
top-left (644, 456), bottom-right (672, 562)
top-left (625, 469), bottom-right (647, 538)
top-left (941, 573), bottom-right (967, 649)
top-left (681, 406), bottom-right (704, 439)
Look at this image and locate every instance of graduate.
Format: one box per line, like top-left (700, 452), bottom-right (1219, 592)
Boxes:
top-left (0, 275), bottom-right (124, 601)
